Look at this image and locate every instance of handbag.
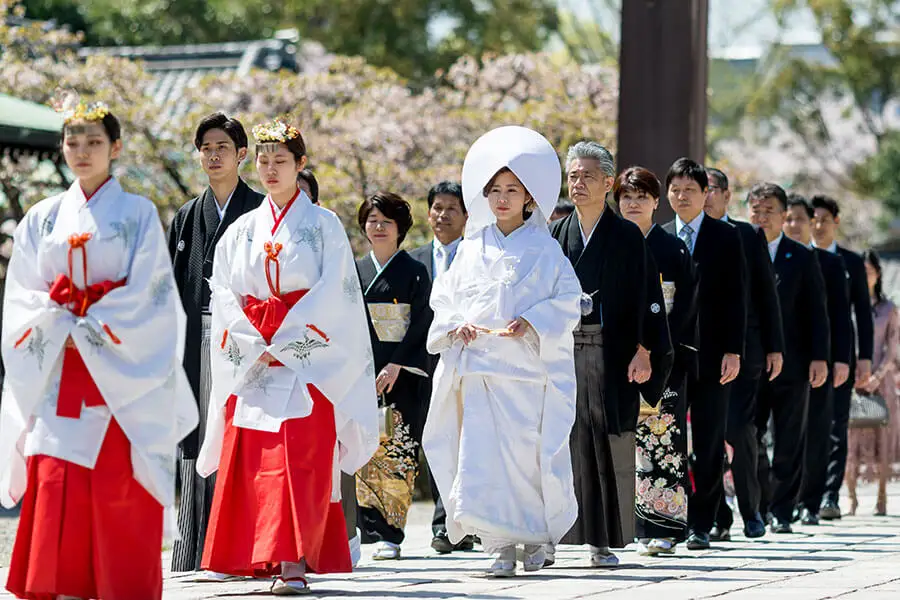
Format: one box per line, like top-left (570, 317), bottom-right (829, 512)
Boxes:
top-left (378, 394), bottom-right (395, 440)
top-left (848, 390), bottom-right (889, 429)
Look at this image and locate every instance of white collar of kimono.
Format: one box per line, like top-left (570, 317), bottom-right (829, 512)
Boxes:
top-left (267, 188), bottom-right (312, 235)
top-left (214, 185), bottom-right (238, 220)
top-left (461, 126), bottom-right (562, 238)
top-left (369, 249), bottom-right (400, 274)
top-left (73, 176), bottom-right (120, 205)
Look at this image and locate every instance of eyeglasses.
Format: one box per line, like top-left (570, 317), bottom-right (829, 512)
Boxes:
top-left (708, 185), bottom-right (726, 192)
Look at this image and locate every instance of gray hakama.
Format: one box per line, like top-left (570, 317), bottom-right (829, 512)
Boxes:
top-left (562, 325), bottom-right (636, 549)
top-left (171, 315), bottom-right (217, 571)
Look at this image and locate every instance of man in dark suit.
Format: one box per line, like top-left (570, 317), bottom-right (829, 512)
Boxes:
top-left (810, 195), bottom-right (874, 519)
top-left (408, 181), bottom-right (469, 554)
top-left (704, 168), bottom-right (784, 540)
top-left (748, 183), bottom-right (830, 534)
top-left (167, 113), bottom-right (264, 576)
top-left (661, 158), bottom-right (747, 550)
top-left (783, 195), bottom-right (852, 525)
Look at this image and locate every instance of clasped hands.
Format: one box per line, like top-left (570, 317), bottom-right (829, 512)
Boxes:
top-left (448, 318), bottom-right (532, 345)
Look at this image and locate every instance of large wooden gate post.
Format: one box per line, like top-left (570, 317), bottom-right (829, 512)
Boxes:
top-left (616, 0), bottom-right (709, 222)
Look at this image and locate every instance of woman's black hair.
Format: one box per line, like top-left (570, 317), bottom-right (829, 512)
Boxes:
top-left (863, 250), bottom-right (885, 306)
top-left (62, 112), bottom-right (122, 143)
top-left (357, 191), bottom-right (414, 245)
top-left (482, 167), bottom-right (535, 220)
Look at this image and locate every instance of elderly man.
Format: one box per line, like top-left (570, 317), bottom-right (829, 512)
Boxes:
top-left (550, 141), bottom-right (672, 567)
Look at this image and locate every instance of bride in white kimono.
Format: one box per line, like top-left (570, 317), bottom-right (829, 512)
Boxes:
top-left (0, 99), bottom-right (197, 600)
top-left (197, 120), bottom-right (379, 595)
top-left (423, 126), bottom-right (582, 577)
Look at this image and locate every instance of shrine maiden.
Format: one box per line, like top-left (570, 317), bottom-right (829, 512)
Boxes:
top-left (423, 126), bottom-right (582, 577)
top-left (0, 97), bottom-right (197, 600)
top-left (197, 120), bottom-right (379, 595)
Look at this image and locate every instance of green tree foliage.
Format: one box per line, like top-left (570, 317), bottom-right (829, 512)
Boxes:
top-left (854, 131), bottom-right (900, 217)
top-left (747, 1), bottom-right (900, 188)
top-left (19, 0), bottom-right (559, 81)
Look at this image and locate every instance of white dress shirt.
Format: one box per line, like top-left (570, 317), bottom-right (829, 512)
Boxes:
top-left (433, 237), bottom-right (461, 279)
top-left (768, 232), bottom-right (784, 263)
top-left (812, 239), bottom-right (838, 254)
top-left (675, 211), bottom-right (705, 253)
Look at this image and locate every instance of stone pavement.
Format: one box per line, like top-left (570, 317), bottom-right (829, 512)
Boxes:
top-left (1, 482), bottom-right (899, 599)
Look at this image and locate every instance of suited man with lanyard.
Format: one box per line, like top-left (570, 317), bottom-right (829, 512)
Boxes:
top-left (748, 183), bottom-right (830, 534)
top-left (408, 181), bottom-right (471, 554)
top-left (810, 195), bottom-right (874, 520)
top-left (783, 194), bottom-right (852, 525)
top-left (703, 167), bottom-right (784, 540)
top-left (167, 113), bottom-right (264, 577)
top-left (661, 158), bottom-right (747, 550)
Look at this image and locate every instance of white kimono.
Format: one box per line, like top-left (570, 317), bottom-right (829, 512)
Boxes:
top-left (197, 191), bottom-right (379, 491)
top-left (423, 215), bottom-right (582, 552)
top-left (0, 179), bottom-right (198, 516)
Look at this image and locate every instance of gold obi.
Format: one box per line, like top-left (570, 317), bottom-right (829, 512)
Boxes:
top-left (368, 302), bottom-right (411, 342)
top-left (661, 281), bottom-right (676, 314)
top-left (639, 394), bottom-right (660, 418)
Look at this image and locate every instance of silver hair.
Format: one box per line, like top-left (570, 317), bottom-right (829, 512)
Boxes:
top-left (565, 141), bottom-right (615, 176)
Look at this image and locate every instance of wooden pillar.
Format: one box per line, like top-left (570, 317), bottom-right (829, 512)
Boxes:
top-left (616, 0), bottom-right (709, 222)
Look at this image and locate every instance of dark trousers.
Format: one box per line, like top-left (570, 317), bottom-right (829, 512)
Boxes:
top-left (722, 334), bottom-right (764, 524)
top-left (756, 376), bottom-right (810, 521)
top-left (431, 471), bottom-right (447, 536)
top-left (687, 371), bottom-right (732, 534)
top-left (800, 377), bottom-right (834, 513)
top-left (824, 370), bottom-right (855, 504)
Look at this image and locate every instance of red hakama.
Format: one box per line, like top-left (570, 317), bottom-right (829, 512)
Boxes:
top-left (201, 289), bottom-right (352, 577)
top-left (7, 274), bottom-right (163, 600)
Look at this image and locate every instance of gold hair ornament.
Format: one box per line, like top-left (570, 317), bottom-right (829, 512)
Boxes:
top-left (53, 91), bottom-right (110, 125)
top-left (252, 119), bottom-right (301, 144)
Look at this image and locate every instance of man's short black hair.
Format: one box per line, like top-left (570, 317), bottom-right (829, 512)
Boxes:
top-left (787, 193), bottom-right (813, 218)
top-left (665, 157), bottom-right (708, 191)
top-left (553, 198), bottom-right (575, 215)
top-left (427, 181), bottom-right (466, 214)
top-left (706, 167), bottom-right (728, 190)
top-left (747, 182), bottom-right (788, 211)
top-left (297, 169), bottom-right (319, 204)
top-left (810, 194), bottom-right (840, 218)
top-left (194, 112), bottom-right (249, 151)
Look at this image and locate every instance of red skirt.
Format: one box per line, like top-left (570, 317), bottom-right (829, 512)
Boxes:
top-left (201, 384), bottom-right (351, 577)
top-left (6, 419), bottom-right (164, 600)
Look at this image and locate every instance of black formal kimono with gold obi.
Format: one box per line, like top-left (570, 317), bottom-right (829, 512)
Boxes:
top-left (354, 250), bottom-right (432, 545)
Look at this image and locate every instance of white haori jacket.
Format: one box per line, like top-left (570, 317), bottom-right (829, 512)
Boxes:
top-left (0, 179), bottom-right (199, 516)
top-left (423, 216), bottom-right (582, 551)
top-left (197, 191), bottom-right (379, 494)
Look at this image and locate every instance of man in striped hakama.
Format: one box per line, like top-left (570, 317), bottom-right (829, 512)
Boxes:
top-left (167, 113), bottom-right (264, 576)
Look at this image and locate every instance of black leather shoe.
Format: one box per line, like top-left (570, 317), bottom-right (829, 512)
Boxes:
top-left (800, 507), bottom-right (820, 525)
top-left (453, 535), bottom-right (475, 551)
top-left (431, 532), bottom-right (454, 554)
top-left (743, 514), bottom-right (767, 538)
top-left (820, 501), bottom-right (842, 520)
top-left (709, 525), bottom-right (731, 542)
top-left (686, 531), bottom-right (711, 550)
top-left (770, 516), bottom-right (793, 534)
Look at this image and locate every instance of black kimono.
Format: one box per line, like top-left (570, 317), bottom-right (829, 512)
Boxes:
top-left (636, 225), bottom-right (698, 542)
top-left (354, 250), bottom-right (433, 546)
top-left (166, 179), bottom-right (264, 572)
top-left (551, 206), bottom-right (673, 549)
